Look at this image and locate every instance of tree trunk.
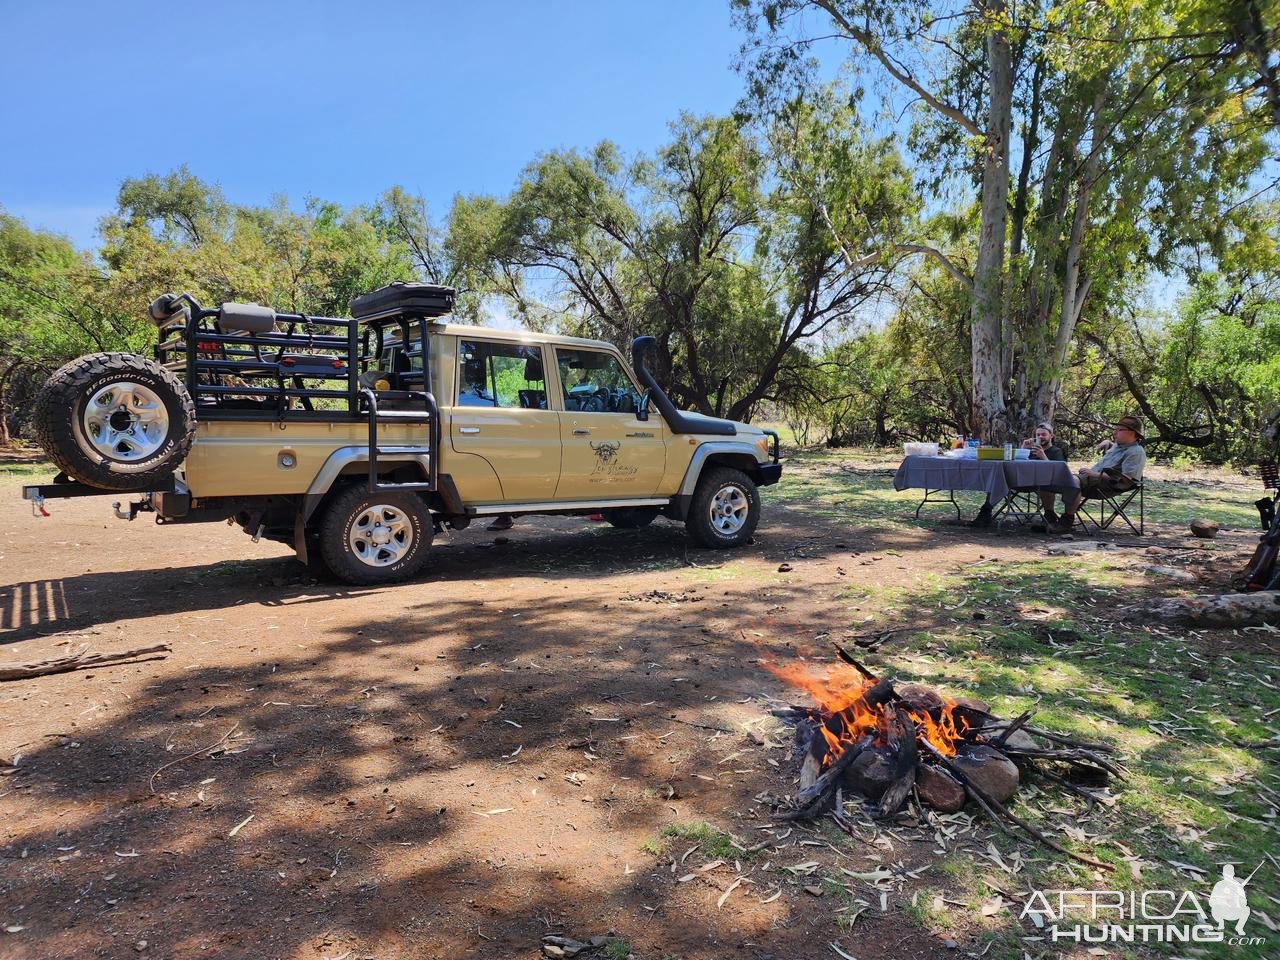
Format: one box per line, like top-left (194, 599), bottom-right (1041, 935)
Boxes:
top-left (1030, 85), bottom-right (1108, 425)
top-left (0, 360), bottom-right (21, 447)
top-left (970, 0), bottom-right (1013, 442)
top-left (1122, 592), bottom-right (1280, 627)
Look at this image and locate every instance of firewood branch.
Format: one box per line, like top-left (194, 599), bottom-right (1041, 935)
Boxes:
top-left (0, 644), bottom-right (170, 682)
top-left (919, 739), bottom-right (1113, 871)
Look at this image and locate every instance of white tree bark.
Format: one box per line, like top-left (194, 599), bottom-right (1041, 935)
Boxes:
top-left (970, 0), bottom-right (1014, 441)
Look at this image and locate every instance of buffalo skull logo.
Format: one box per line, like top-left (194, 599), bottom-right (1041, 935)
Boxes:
top-left (589, 440), bottom-right (621, 464)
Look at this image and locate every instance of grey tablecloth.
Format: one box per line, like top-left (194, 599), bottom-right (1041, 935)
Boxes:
top-left (893, 455), bottom-right (1079, 503)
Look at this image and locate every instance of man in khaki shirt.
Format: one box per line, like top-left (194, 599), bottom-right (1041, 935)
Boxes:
top-left (1052, 415), bottom-right (1147, 533)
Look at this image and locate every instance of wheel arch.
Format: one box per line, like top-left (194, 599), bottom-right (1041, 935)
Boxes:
top-left (670, 442), bottom-right (767, 521)
top-left (301, 446), bottom-right (433, 523)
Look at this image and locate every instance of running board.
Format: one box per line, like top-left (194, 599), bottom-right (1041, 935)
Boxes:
top-left (466, 498), bottom-right (669, 516)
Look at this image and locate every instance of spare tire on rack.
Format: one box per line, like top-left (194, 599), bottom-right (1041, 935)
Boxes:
top-left (33, 352), bottom-right (197, 492)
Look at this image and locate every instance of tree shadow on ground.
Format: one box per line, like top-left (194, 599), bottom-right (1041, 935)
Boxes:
top-left (1, 571), bottom-right (963, 960)
top-left (0, 504), bottom-right (949, 645)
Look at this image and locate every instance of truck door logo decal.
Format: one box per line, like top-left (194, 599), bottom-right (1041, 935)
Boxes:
top-left (588, 439), bottom-right (638, 479)
top-left (589, 440), bottom-right (621, 464)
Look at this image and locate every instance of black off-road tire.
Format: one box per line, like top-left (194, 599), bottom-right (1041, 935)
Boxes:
top-left (32, 352), bottom-right (196, 492)
top-left (604, 506), bottom-right (660, 529)
top-left (318, 485), bottom-right (433, 585)
top-left (685, 466), bottom-right (761, 549)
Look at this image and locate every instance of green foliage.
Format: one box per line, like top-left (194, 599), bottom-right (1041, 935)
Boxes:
top-left (448, 106), bottom-right (914, 422)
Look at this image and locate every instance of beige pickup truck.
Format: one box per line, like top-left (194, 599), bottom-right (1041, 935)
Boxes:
top-left (25, 283), bottom-right (782, 583)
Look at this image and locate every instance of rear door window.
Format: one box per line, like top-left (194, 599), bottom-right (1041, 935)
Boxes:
top-left (457, 340), bottom-right (547, 409)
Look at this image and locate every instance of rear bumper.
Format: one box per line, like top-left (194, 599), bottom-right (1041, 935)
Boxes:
top-left (756, 463), bottom-right (783, 486)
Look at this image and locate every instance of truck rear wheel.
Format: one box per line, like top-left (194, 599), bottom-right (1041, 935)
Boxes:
top-left (319, 485), bottom-right (433, 585)
top-left (685, 467), bottom-right (760, 548)
top-left (33, 352), bottom-right (196, 492)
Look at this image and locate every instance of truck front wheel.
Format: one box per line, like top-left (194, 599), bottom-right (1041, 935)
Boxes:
top-left (685, 467), bottom-right (760, 548)
top-left (318, 485), bottom-right (433, 585)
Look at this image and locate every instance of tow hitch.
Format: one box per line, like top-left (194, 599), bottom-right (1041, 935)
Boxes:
top-left (112, 495), bottom-right (155, 521)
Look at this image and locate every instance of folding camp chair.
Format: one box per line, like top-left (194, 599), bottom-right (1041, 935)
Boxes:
top-left (1076, 481), bottom-right (1145, 535)
top-left (991, 488), bottom-right (1046, 528)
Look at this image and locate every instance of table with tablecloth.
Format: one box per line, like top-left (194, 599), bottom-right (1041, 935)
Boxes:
top-left (892, 455), bottom-right (1079, 522)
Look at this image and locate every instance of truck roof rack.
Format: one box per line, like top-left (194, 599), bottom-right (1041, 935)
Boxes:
top-left (349, 282), bottom-right (455, 324)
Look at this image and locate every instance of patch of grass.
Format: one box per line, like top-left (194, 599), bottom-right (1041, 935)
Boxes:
top-left (657, 820), bottom-right (738, 860)
top-left (0, 461), bottom-right (53, 481)
top-left (755, 454), bottom-right (1277, 956)
top-left (850, 541), bottom-right (1280, 960)
top-left (901, 886), bottom-right (956, 933)
top-left (604, 939), bottom-right (630, 960)
top-left (639, 836), bottom-right (662, 857)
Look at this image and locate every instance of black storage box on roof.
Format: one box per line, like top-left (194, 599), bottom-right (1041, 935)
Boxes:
top-left (350, 282), bottom-right (456, 322)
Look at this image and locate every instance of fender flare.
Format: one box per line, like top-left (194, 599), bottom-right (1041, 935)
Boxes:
top-left (671, 440), bottom-right (768, 519)
top-left (302, 446), bottom-right (432, 522)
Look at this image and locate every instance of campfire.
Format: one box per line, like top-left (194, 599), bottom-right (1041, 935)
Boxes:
top-left (768, 645), bottom-right (1124, 870)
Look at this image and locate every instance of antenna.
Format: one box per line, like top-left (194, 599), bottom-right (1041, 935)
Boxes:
top-left (1241, 862), bottom-right (1263, 886)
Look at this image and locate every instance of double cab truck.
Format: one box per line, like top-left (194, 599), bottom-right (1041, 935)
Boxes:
top-left (24, 283), bottom-right (782, 584)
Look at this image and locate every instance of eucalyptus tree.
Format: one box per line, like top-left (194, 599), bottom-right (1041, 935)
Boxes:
top-left (737, 0), bottom-right (1278, 438)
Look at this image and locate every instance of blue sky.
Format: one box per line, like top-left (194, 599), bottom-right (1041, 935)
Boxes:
top-left (1, 1), bottom-right (751, 251)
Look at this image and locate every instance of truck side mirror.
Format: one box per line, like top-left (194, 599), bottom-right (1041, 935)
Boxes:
top-left (636, 389), bottom-right (651, 421)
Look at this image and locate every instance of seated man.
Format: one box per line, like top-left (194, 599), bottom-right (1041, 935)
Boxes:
top-left (1051, 415), bottom-right (1146, 533)
top-left (1022, 421), bottom-right (1067, 525)
top-left (970, 421), bottom-right (1065, 528)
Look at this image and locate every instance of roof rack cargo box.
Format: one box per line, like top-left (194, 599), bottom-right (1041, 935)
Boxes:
top-left (350, 282), bottom-right (456, 323)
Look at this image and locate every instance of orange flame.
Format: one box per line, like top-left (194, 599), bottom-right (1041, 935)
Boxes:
top-left (765, 659), bottom-right (968, 759)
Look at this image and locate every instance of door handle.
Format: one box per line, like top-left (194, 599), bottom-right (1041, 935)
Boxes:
top-left (573, 429), bottom-right (591, 436)
top-left (459, 426), bottom-right (480, 434)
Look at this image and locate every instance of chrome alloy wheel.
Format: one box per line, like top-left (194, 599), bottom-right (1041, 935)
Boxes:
top-left (349, 504), bottom-right (413, 567)
top-left (709, 484), bottom-right (748, 535)
top-left (80, 381), bottom-right (170, 462)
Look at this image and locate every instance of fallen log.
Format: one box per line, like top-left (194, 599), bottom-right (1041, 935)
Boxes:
top-left (0, 644), bottom-right (170, 682)
top-left (1121, 591), bottom-right (1280, 627)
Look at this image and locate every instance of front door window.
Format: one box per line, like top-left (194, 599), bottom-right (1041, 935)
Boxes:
top-left (556, 349), bottom-right (643, 416)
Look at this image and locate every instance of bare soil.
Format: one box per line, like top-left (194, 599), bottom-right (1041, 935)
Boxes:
top-left (0, 463), bottom-right (1272, 960)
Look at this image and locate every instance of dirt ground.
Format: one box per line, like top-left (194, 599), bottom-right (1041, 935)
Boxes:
top-left (1, 457), bottom-right (1276, 960)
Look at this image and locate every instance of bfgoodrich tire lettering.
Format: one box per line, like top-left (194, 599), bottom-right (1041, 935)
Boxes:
top-left (319, 485), bottom-right (433, 585)
top-left (685, 466), bottom-right (760, 548)
top-left (32, 352), bottom-right (196, 492)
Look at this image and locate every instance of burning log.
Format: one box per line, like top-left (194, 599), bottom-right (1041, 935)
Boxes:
top-left (765, 649), bottom-right (1123, 870)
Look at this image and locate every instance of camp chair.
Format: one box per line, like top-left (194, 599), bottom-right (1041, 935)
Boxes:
top-left (1075, 480), bottom-right (1145, 535)
top-left (991, 488), bottom-right (1045, 528)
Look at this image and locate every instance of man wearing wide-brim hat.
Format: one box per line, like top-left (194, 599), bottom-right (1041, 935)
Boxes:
top-left (1051, 415), bottom-right (1147, 533)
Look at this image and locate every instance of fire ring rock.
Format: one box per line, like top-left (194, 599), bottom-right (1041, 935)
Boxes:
top-left (897, 683), bottom-right (945, 713)
top-left (916, 764), bottom-right (966, 812)
top-left (949, 744), bottom-right (1019, 803)
top-left (981, 722), bottom-right (1040, 752)
top-left (841, 745), bottom-right (897, 799)
top-left (951, 694), bottom-right (990, 713)
top-left (1189, 519), bottom-right (1219, 539)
